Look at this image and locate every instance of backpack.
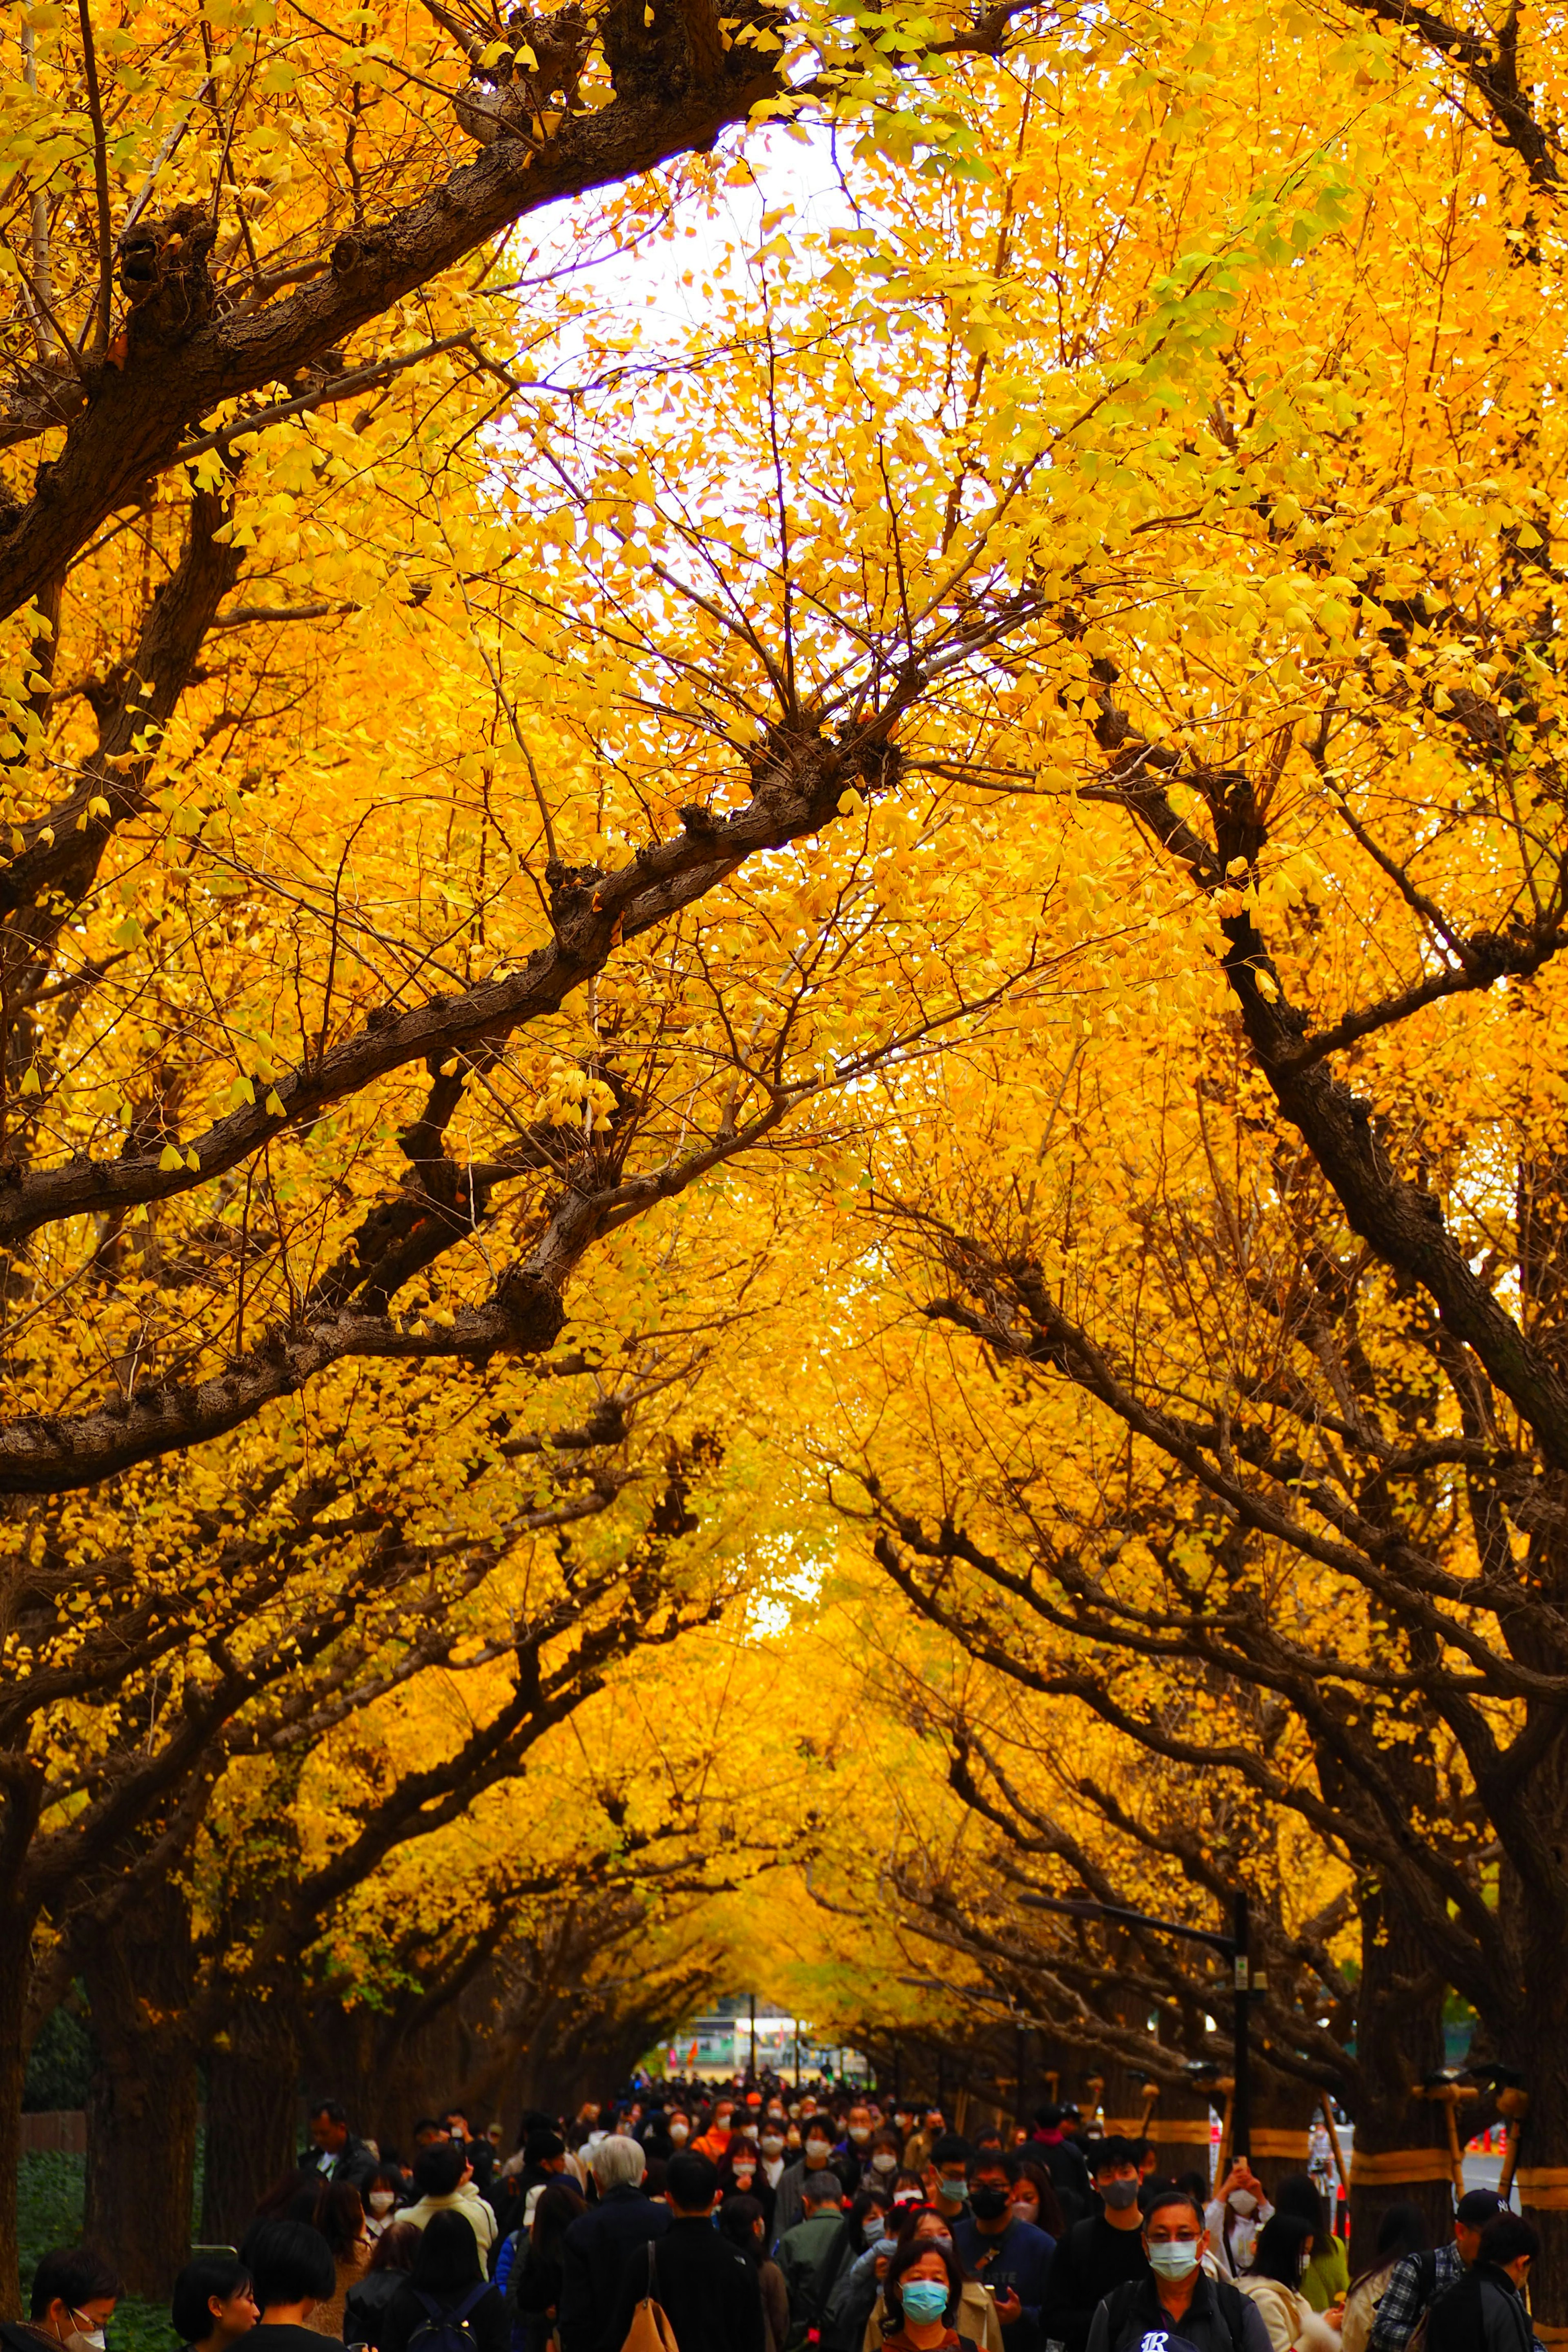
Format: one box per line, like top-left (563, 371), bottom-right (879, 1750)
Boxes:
top-left (1101, 2274), bottom-right (1253, 2352)
top-left (620, 2239), bottom-right (679, 2352)
top-left (406, 2283), bottom-right (492, 2352)
top-left (1403, 2254), bottom-right (1450, 2352)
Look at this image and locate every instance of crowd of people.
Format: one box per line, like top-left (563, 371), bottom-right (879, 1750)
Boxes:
top-left (5, 2084), bottom-right (1545, 2352)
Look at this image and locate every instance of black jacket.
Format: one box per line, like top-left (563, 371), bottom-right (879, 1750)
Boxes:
top-left (1084, 2272), bottom-right (1273, 2352)
top-left (299, 2134), bottom-right (382, 2194)
top-left (374, 2282), bottom-right (509, 2352)
top-left (345, 2268), bottom-right (415, 2350)
top-left (1040, 2216), bottom-right (1152, 2352)
top-left (557, 2185), bottom-right (670, 2352)
top-left (608, 2215), bottom-right (766, 2352)
top-left (1034, 2139), bottom-right (1094, 2226)
top-left (1427, 2264), bottom-right (1536, 2352)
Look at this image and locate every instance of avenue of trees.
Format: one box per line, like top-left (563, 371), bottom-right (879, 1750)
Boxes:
top-left (4, 0), bottom-right (1568, 2321)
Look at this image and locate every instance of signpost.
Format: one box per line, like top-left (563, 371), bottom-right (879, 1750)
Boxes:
top-left (1018, 1887), bottom-right (1253, 2158)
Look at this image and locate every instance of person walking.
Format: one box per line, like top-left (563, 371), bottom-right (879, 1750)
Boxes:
top-left (301, 2103), bottom-right (380, 2194)
top-left (364, 2168), bottom-right (410, 2243)
top-left (171, 2258), bottom-right (257, 2352)
top-left (773, 2117), bottom-right (853, 2245)
top-left (777, 2170), bottom-right (851, 2348)
top-left (721, 2136), bottom-right (779, 2241)
top-left (243, 2222), bottom-right (339, 2352)
top-left (1205, 2161), bottom-right (1274, 2283)
top-left (1028, 2111), bottom-right (1092, 2228)
top-left (862, 2210), bottom-right (1003, 2352)
top-left (693, 2098), bottom-right (738, 2164)
top-left (401, 2143), bottom-right (499, 2268)
top-left (1369, 2189), bottom-right (1508, 2350)
top-left (608, 2152), bottom-right (765, 2352)
top-left (924, 2139), bottom-right (973, 2233)
top-left (345, 2227), bottom-right (423, 2352)
top-left (719, 2196), bottom-right (790, 2352)
top-left (1425, 2214), bottom-right (1540, 2352)
top-left (374, 2212), bottom-right (507, 2352)
top-left (1039, 2139), bottom-right (1152, 2352)
top-left (822, 2194), bottom-right (895, 2352)
top-left (1236, 2216), bottom-right (1339, 2352)
top-left (506, 2180), bottom-right (586, 2352)
top-left (557, 2135), bottom-right (669, 2352)
top-left (874, 2239), bottom-right (981, 2352)
top-left (1272, 2177), bottom-right (1350, 2316)
top-left (953, 2151), bottom-right (1054, 2352)
top-left (302, 2183), bottom-right (370, 2337)
top-left (1341, 2207), bottom-right (1425, 2352)
top-left (1083, 2187), bottom-right (1272, 2352)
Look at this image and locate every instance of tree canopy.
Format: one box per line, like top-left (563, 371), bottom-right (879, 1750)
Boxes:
top-left (7, 0), bottom-right (1568, 2319)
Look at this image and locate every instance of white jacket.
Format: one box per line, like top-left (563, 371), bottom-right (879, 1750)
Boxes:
top-left (399, 2184), bottom-right (498, 2261)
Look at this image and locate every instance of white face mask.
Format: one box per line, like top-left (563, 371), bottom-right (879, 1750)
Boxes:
top-left (762, 2136), bottom-right (785, 2155)
top-left (670, 2125), bottom-right (690, 2143)
top-left (871, 2153), bottom-right (898, 2174)
top-left (60, 2316), bottom-right (106, 2352)
top-left (1148, 2241), bottom-right (1202, 2279)
top-left (370, 2192), bottom-right (396, 2214)
top-left (1229, 2191), bottom-right (1258, 2217)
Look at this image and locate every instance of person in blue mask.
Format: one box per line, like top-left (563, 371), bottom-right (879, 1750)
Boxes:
top-left (1082, 2188), bottom-right (1271, 2352)
top-left (879, 2238), bottom-right (980, 2351)
top-left (924, 2139), bottom-right (975, 2231)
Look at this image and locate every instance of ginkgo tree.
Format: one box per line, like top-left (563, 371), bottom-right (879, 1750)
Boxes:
top-left (5, 0), bottom-right (1568, 2312)
top-left (773, 0), bottom-right (1568, 2301)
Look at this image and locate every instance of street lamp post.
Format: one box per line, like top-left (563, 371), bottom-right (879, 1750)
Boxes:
top-left (749, 1991), bottom-right (757, 2080)
top-left (1019, 1886), bottom-right (1253, 2159)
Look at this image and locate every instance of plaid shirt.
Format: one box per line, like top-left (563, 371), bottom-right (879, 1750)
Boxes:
top-left (1369, 2242), bottom-right (1464, 2349)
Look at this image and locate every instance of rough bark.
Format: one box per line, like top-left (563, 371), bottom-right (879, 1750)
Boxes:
top-left (0, 1907), bottom-right (31, 2321)
top-left (80, 1878), bottom-right (199, 2297)
top-left (1346, 1881), bottom-right (1454, 2256)
top-left (200, 2000), bottom-right (303, 2245)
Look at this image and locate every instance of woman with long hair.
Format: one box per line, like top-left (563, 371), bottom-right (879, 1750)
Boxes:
top-left (1007, 2160), bottom-right (1065, 2241)
top-left (1272, 2175), bottom-right (1350, 2316)
top-left (1340, 2206), bottom-right (1425, 2352)
top-left (344, 2225), bottom-right (422, 2352)
top-left (1237, 2214), bottom-right (1339, 2352)
top-left (510, 2178), bottom-right (586, 2352)
top-left (303, 2183), bottom-right (371, 2339)
top-left (719, 2194), bottom-right (790, 2352)
top-left (719, 2137), bottom-right (778, 2240)
top-left (376, 2212), bottom-right (508, 2352)
top-left (822, 2188), bottom-right (895, 2352)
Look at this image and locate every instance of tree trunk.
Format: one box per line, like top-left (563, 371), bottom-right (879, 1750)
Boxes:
top-left (0, 1905), bottom-right (31, 2321)
top-left (80, 1878), bottom-right (199, 2298)
top-left (1247, 2065), bottom-right (1321, 2203)
top-left (200, 1998), bottom-right (301, 2245)
top-left (1499, 1782), bottom-right (1568, 2333)
top-left (1346, 1881), bottom-right (1454, 2257)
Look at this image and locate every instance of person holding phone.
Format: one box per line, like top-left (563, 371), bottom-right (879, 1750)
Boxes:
top-left (954, 2154), bottom-right (1055, 2352)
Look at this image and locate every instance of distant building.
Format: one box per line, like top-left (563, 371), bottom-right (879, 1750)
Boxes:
top-left (662, 1993), bottom-right (868, 2080)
